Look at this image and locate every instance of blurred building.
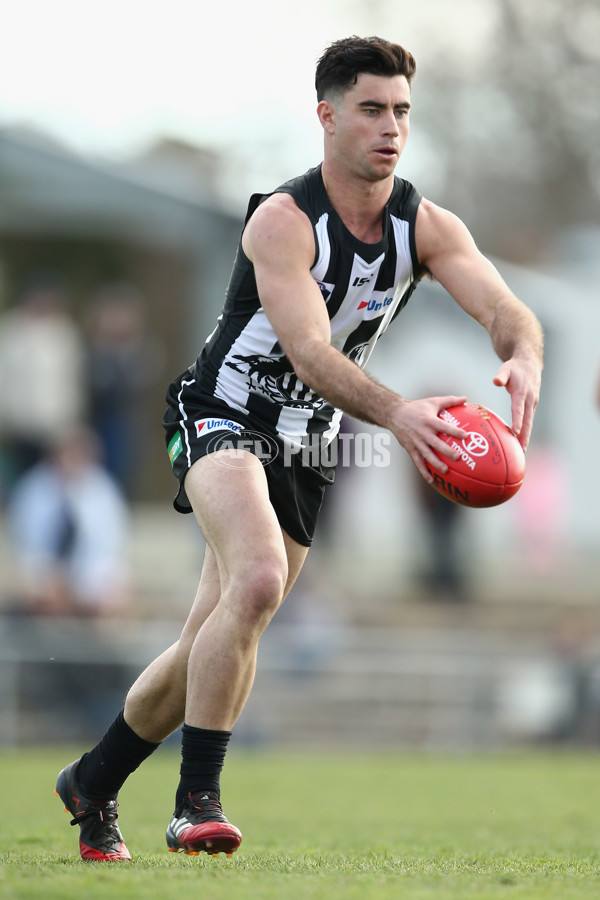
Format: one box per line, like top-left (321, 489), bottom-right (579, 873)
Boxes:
top-left (0, 126), bottom-right (243, 500)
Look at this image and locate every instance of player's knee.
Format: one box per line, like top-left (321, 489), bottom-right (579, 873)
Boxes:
top-left (234, 558), bottom-right (287, 629)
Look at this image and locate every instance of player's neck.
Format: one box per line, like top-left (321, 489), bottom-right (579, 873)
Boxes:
top-left (321, 163), bottom-right (393, 244)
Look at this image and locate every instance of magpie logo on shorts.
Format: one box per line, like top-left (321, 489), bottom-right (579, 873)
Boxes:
top-left (195, 417), bottom-right (243, 438)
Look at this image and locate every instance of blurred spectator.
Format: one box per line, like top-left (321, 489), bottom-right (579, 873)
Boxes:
top-left (85, 282), bottom-right (164, 497)
top-left (0, 271), bottom-right (86, 499)
top-left (6, 426), bottom-right (131, 617)
top-left (551, 614), bottom-right (600, 745)
top-left (413, 470), bottom-right (469, 602)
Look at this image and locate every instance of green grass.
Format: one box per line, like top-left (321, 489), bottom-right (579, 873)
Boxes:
top-left (1, 747), bottom-right (599, 898)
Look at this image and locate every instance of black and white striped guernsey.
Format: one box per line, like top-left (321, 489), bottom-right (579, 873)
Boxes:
top-left (192, 164), bottom-right (422, 449)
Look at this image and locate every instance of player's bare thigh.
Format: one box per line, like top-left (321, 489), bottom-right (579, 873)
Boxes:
top-left (182, 449), bottom-right (292, 606)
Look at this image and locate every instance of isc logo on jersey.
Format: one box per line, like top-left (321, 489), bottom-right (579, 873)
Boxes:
top-left (195, 417), bottom-right (243, 437)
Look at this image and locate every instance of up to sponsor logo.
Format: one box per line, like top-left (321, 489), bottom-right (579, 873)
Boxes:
top-left (357, 296), bottom-right (394, 313)
top-left (195, 417), bottom-right (243, 437)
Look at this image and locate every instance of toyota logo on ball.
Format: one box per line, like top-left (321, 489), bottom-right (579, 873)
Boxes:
top-left (462, 432), bottom-right (489, 457)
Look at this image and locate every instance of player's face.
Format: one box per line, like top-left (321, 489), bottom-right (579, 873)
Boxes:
top-left (321, 73), bottom-right (411, 182)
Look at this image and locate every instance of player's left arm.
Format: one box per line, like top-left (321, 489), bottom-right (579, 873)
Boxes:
top-left (415, 198), bottom-right (544, 449)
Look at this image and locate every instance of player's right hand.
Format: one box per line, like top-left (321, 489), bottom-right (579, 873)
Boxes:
top-left (390, 395), bottom-right (468, 482)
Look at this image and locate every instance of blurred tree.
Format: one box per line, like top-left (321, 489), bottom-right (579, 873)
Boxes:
top-left (415, 0), bottom-right (600, 262)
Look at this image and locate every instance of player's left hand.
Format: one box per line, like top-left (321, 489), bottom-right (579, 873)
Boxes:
top-left (493, 357), bottom-right (541, 450)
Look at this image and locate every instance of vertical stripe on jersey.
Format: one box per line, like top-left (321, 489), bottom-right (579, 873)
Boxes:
top-left (213, 308), bottom-right (279, 412)
top-left (390, 216), bottom-right (414, 287)
top-left (177, 379), bottom-right (195, 469)
top-left (310, 213), bottom-right (332, 281)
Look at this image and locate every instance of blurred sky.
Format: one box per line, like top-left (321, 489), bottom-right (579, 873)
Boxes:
top-left (0, 0), bottom-right (498, 182)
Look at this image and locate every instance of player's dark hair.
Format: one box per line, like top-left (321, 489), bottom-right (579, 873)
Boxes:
top-left (315, 36), bottom-right (416, 101)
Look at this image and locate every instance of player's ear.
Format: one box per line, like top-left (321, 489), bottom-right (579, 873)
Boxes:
top-left (317, 99), bottom-right (337, 134)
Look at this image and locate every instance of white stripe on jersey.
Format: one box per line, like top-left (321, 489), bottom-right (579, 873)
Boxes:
top-left (213, 307), bottom-right (276, 413)
top-left (310, 212), bottom-right (332, 280)
top-left (177, 379), bottom-right (195, 468)
top-left (356, 216), bottom-right (414, 367)
top-left (391, 215), bottom-right (414, 288)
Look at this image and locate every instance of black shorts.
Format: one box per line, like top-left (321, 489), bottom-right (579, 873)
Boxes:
top-left (162, 369), bottom-right (336, 547)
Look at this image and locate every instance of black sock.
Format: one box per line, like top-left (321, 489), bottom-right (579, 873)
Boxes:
top-left (175, 724), bottom-right (232, 807)
top-left (77, 709), bottom-right (160, 799)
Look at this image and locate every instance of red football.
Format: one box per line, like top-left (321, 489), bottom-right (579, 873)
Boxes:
top-left (426, 402), bottom-right (526, 508)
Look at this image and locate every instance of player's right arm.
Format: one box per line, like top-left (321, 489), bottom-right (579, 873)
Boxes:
top-left (242, 193), bottom-right (466, 480)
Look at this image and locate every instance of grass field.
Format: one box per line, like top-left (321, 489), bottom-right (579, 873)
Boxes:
top-left (0, 746), bottom-right (599, 899)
